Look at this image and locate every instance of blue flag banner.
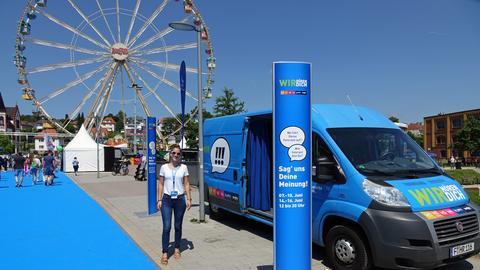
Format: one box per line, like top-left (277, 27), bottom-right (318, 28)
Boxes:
top-left (180, 61), bottom-right (186, 146)
top-left (147, 117), bottom-right (157, 215)
top-left (273, 62), bottom-right (312, 270)
top-left (44, 133), bottom-right (55, 151)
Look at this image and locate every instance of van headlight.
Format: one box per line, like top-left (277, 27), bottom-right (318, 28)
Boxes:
top-left (363, 179), bottom-right (410, 207)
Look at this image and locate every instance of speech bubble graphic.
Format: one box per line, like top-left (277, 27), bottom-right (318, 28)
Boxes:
top-left (149, 141), bottom-right (156, 155)
top-left (211, 138), bottom-right (230, 173)
top-left (280, 127), bottom-right (305, 148)
top-left (288, 144), bottom-right (307, 161)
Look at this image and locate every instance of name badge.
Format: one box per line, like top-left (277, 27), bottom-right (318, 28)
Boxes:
top-left (170, 191), bottom-right (179, 199)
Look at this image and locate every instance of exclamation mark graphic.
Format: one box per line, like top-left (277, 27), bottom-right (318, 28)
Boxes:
top-left (215, 147), bottom-right (220, 165)
top-left (220, 147), bottom-right (225, 165)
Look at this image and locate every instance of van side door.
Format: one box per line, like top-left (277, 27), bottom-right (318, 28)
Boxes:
top-left (311, 132), bottom-right (344, 242)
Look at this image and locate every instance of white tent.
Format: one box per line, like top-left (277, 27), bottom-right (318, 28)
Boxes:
top-left (63, 125), bottom-right (105, 172)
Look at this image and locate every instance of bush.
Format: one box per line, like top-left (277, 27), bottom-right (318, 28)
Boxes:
top-left (448, 169), bottom-right (480, 185)
top-left (466, 189), bottom-right (480, 206)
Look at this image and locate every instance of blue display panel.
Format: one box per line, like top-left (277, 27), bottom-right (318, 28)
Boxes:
top-left (147, 116), bottom-right (157, 215)
top-left (273, 62), bottom-right (311, 270)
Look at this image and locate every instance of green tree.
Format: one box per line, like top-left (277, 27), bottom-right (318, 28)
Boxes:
top-left (65, 123), bottom-right (77, 133)
top-left (20, 114), bottom-right (40, 123)
top-left (389, 116), bottom-right (399, 123)
top-left (161, 116), bottom-right (181, 139)
top-left (184, 108), bottom-right (214, 148)
top-left (454, 116), bottom-right (480, 155)
top-left (76, 112), bottom-right (85, 127)
top-left (115, 111), bottom-right (125, 133)
top-left (0, 135), bottom-right (15, 154)
top-left (407, 131), bottom-right (424, 147)
top-left (213, 87), bottom-right (246, 117)
top-left (161, 108), bottom-right (214, 148)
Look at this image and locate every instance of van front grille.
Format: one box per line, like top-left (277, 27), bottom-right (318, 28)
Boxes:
top-left (434, 214), bottom-right (479, 246)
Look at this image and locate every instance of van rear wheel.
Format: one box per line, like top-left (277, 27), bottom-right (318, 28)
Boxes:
top-left (325, 225), bottom-right (371, 270)
top-left (208, 203), bottom-right (222, 220)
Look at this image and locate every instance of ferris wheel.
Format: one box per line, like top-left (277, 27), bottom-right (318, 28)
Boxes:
top-left (14, 0), bottom-right (216, 142)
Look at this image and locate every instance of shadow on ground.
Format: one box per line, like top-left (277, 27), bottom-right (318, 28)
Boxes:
top-left (207, 208), bottom-right (477, 270)
top-left (207, 208), bottom-right (333, 268)
top-left (164, 239), bottom-right (194, 259)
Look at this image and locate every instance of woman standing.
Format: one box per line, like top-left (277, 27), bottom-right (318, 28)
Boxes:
top-left (157, 144), bottom-right (191, 265)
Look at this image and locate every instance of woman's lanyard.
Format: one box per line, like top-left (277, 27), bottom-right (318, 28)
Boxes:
top-left (170, 167), bottom-right (179, 199)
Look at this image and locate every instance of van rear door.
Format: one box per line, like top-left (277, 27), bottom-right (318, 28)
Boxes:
top-left (204, 116), bottom-right (247, 213)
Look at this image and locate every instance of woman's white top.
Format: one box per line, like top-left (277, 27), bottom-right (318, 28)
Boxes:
top-left (160, 163), bottom-right (189, 196)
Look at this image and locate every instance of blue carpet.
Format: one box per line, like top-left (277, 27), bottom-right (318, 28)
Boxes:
top-left (0, 171), bottom-right (157, 270)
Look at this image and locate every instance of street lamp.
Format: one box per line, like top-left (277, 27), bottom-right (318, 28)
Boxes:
top-left (169, 21), bottom-right (205, 222)
top-left (130, 83), bottom-right (142, 154)
top-left (96, 115), bottom-right (101, 179)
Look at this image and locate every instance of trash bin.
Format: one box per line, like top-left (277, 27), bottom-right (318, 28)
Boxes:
top-left (133, 157), bottom-right (140, 165)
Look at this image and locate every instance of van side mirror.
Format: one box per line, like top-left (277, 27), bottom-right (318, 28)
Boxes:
top-left (314, 156), bottom-right (341, 182)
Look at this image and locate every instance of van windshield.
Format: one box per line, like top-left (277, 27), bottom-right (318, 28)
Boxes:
top-left (327, 128), bottom-right (443, 180)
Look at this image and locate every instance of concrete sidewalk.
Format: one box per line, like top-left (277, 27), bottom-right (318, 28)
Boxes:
top-left (69, 172), bottom-right (479, 270)
top-left (69, 172), bottom-right (326, 270)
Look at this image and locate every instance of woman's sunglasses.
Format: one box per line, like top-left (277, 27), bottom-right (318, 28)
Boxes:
top-left (171, 152), bottom-right (181, 156)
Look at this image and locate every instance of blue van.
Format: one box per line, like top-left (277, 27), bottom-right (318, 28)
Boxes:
top-left (203, 104), bottom-right (480, 269)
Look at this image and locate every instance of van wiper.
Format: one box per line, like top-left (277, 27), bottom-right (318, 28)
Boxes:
top-left (411, 168), bottom-right (443, 175)
top-left (357, 168), bottom-right (395, 176)
top-left (396, 168), bottom-right (443, 177)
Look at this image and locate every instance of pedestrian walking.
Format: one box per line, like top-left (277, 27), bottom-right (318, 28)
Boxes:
top-left (13, 153), bottom-right (26, 187)
top-left (42, 151), bottom-right (56, 186)
top-left (8, 155), bottom-right (13, 170)
top-left (1, 155), bottom-right (7, 171)
top-left (30, 155), bottom-right (41, 184)
top-left (23, 155), bottom-right (31, 183)
top-left (72, 157), bottom-right (79, 176)
top-left (157, 144), bottom-right (192, 265)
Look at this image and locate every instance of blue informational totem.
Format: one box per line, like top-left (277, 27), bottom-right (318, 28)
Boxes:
top-left (147, 116), bottom-right (157, 215)
top-left (273, 62), bottom-right (311, 270)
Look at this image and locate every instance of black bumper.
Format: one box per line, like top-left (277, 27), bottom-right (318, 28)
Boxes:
top-left (359, 206), bottom-right (480, 269)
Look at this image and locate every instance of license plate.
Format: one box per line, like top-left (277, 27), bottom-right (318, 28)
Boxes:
top-left (450, 242), bottom-right (475, 257)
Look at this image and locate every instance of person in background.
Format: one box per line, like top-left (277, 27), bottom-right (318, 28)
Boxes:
top-left (13, 153), bottom-right (26, 187)
top-left (35, 154), bottom-right (43, 183)
top-left (23, 155), bottom-right (31, 183)
top-left (54, 152), bottom-right (61, 173)
top-left (2, 155), bottom-right (7, 171)
top-left (30, 154), bottom-right (41, 185)
top-left (42, 151), bottom-right (55, 186)
top-left (450, 156), bottom-right (456, 170)
top-left (72, 157), bottom-right (79, 176)
top-left (8, 155), bottom-right (14, 169)
top-left (157, 144), bottom-right (192, 265)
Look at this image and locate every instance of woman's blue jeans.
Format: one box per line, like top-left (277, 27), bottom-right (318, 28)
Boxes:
top-left (160, 194), bottom-right (186, 253)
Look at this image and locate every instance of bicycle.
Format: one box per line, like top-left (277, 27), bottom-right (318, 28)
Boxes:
top-left (112, 160), bottom-right (129, 176)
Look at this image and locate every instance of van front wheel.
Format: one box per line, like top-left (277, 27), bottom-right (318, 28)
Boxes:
top-left (325, 225), bottom-right (371, 270)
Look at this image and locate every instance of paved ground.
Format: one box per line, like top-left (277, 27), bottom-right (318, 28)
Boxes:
top-left (69, 172), bottom-right (480, 270)
top-left (0, 171), bottom-right (156, 270)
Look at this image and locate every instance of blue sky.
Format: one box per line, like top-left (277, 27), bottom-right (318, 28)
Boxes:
top-left (1, 0), bottom-right (479, 124)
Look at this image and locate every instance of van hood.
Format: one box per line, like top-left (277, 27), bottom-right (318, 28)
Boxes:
top-left (386, 175), bottom-right (469, 212)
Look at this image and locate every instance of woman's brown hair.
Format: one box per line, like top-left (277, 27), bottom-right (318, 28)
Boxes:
top-left (169, 144), bottom-right (181, 152)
